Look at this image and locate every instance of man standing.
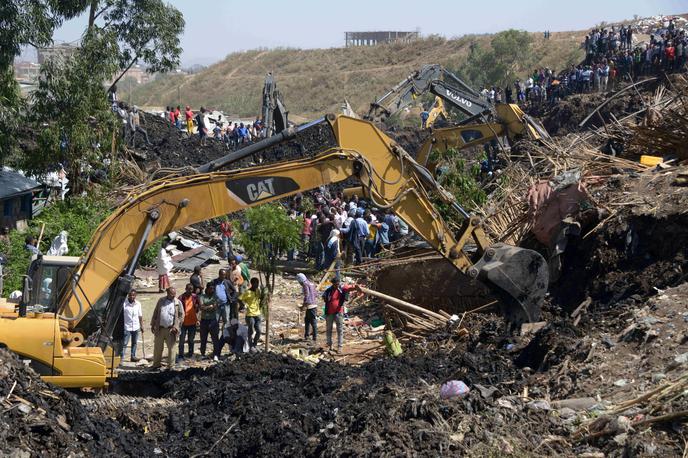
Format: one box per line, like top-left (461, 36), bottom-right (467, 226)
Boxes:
top-left (150, 287), bottom-right (184, 370)
top-left (185, 106), bottom-right (194, 135)
top-left (212, 269), bottom-right (237, 329)
top-left (220, 219), bottom-right (234, 260)
top-left (296, 273), bottom-right (318, 342)
top-left (121, 289), bottom-right (143, 363)
top-left (24, 235), bottom-right (40, 255)
top-left (322, 278), bottom-right (359, 353)
top-left (239, 278), bottom-right (263, 352)
top-left (178, 283), bottom-right (199, 360)
top-left (195, 107), bottom-right (207, 145)
top-left (156, 246), bottom-right (173, 293)
top-left (198, 283), bottom-right (220, 360)
top-left (128, 106), bottom-right (151, 147)
top-left (190, 265), bottom-right (204, 294)
top-left (228, 256), bottom-right (245, 293)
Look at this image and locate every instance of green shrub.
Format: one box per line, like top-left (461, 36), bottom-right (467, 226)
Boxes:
top-left (0, 194), bottom-right (111, 295)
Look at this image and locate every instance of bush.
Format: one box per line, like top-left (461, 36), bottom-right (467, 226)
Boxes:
top-left (0, 194), bottom-right (111, 295)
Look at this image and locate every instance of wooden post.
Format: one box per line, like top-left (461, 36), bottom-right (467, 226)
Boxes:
top-left (36, 222), bottom-right (46, 250)
top-left (359, 286), bottom-right (446, 322)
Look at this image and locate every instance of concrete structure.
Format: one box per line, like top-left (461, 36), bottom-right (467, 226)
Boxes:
top-left (36, 43), bottom-right (77, 65)
top-left (0, 170), bottom-right (41, 230)
top-left (345, 31), bottom-right (419, 47)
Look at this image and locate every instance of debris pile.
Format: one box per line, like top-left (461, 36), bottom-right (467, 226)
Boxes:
top-left (0, 349), bottom-right (153, 457)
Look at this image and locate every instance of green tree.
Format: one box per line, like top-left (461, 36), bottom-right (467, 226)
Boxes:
top-left (458, 30), bottom-right (534, 88)
top-left (85, 0), bottom-right (185, 91)
top-left (0, 193), bottom-right (111, 295)
top-left (236, 203), bottom-right (301, 349)
top-left (28, 30), bottom-right (120, 186)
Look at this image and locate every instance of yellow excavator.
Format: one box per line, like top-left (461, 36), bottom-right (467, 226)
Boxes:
top-left (0, 114), bottom-right (548, 388)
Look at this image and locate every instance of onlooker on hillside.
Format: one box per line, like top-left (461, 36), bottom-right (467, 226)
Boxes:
top-left (196, 107), bottom-right (208, 145)
top-left (128, 106), bottom-right (151, 147)
top-left (296, 273), bottom-right (318, 342)
top-left (190, 265), bottom-right (204, 294)
top-left (240, 278), bottom-right (263, 352)
top-left (156, 246), bottom-right (173, 292)
top-left (185, 106), bottom-right (194, 134)
top-left (322, 278), bottom-right (360, 353)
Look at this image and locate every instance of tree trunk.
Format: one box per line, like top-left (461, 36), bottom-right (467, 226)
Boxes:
top-left (107, 57), bottom-right (138, 94)
top-left (88, 1), bottom-right (99, 29)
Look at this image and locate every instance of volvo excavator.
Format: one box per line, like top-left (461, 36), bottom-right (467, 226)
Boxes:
top-left (364, 64), bottom-right (549, 138)
top-left (0, 114), bottom-right (548, 388)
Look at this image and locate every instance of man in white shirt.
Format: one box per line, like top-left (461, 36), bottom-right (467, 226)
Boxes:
top-left (121, 289), bottom-right (144, 362)
top-left (151, 287), bottom-right (184, 369)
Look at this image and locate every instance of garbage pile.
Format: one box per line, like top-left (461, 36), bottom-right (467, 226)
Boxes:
top-left (0, 349), bottom-right (154, 457)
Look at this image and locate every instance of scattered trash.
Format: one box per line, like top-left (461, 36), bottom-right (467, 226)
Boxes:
top-left (440, 380), bottom-right (470, 399)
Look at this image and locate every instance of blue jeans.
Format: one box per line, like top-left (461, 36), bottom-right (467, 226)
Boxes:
top-left (245, 315), bottom-right (262, 347)
top-left (218, 302), bottom-right (230, 326)
top-left (121, 330), bottom-right (139, 360)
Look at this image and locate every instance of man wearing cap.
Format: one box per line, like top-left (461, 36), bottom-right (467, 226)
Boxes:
top-left (296, 273), bottom-right (319, 341)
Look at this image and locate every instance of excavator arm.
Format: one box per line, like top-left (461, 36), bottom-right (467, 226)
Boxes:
top-left (0, 114), bottom-right (547, 388)
top-left (62, 114), bottom-right (546, 332)
top-left (417, 104), bottom-right (551, 170)
top-left (365, 64), bottom-right (493, 125)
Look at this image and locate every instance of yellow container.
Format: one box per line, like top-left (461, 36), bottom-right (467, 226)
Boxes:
top-left (640, 155), bottom-right (663, 167)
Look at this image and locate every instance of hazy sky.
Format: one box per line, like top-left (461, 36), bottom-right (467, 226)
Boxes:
top-left (50, 0), bottom-right (687, 66)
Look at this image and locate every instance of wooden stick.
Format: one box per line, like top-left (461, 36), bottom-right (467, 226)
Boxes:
top-left (317, 260), bottom-right (337, 290)
top-left (360, 287), bottom-right (446, 322)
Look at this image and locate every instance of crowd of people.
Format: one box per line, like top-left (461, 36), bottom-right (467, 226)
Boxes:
top-left (287, 190), bottom-right (410, 274)
top-left (473, 18), bottom-right (688, 111)
top-left (162, 105), bottom-right (268, 149)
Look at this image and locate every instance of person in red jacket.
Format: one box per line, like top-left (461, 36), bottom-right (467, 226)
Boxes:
top-left (322, 278), bottom-right (360, 352)
top-left (174, 105), bottom-right (181, 129)
top-left (185, 106), bottom-right (194, 134)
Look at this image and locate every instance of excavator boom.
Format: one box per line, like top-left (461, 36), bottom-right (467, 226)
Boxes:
top-left (0, 114), bottom-right (547, 388)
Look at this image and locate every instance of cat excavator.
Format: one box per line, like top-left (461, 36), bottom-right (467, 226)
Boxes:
top-left (0, 114), bottom-right (548, 388)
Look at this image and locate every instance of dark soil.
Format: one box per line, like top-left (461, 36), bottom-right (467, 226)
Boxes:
top-left (132, 113), bottom-right (338, 172)
top-left (528, 87), bottom-right (648, 137)
top-left (551, 212), bottom-right (688, 312)
top-left (0, 349), bottom-right (154, 458)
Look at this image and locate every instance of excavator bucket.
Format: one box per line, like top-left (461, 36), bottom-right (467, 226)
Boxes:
top-left (470, 244), bottom-right (549, 325)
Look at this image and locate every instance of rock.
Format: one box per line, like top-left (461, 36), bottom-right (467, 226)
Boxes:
top-left (153, 448), bottom-right (163, 455)
top-left (497, 398), bottom-right (515, 410)
top-left (17, 403), bottom-right (31, 414)
top-left (613, 379), bottom-right (628, 387)
top-left (521, 321), bottom-right (547, 335)
top-left (440, 380), bottom-right (470, 399)
top-left (652, 373), bottom-right (666, 383)
top-left (610, 415), bottom-right (632, 434)
top-left (613, 433), bottom-right (628, 445)
top-left (527, 400), bottom-right (551, 411)
top-left (552, 397), bottom-right (598, 410)
top-left (601, 335), bottom-right (616, 349)
top-left (674, 352), bottom-right (688, 364)
top-left (473, 384), bottom-right (498, 400)
top-left (558, 407), bottom-right (576, 419)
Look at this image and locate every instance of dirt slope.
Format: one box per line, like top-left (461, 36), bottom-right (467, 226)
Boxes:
top-left (126, 31), bottom-right (585, 120)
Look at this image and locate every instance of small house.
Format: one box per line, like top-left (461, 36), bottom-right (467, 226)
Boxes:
top-left (0, 169), bottom-right (42, 230)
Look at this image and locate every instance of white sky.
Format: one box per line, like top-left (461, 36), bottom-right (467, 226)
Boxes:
top-left (46, 0), bottom-right (688, 66)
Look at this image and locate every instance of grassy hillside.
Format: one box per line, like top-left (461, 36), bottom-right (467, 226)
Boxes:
top-left (125, 30), bottom-right (585, 121)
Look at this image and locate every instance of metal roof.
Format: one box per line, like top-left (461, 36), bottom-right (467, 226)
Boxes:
top-left (0, 170), bottom-right (41, 199)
